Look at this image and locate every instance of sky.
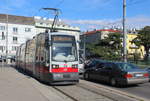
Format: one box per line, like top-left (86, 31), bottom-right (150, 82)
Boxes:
top-left (0, 0), bottom-right (150, 31)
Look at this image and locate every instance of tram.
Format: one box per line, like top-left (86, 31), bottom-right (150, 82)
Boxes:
top-left (16, 32), bottom-right (79, 84)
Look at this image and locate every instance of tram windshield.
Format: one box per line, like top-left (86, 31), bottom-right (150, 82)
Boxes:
top-left (52, 35), bottom-right (78, 62)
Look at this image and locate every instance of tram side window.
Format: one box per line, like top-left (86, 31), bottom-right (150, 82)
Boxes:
top-left (36, 56), bottom-right (38, 61)
top-left (41, 57), bottom-right (44, 61)
top-left (45, 48), bottom-right (49, 63)
top-left (36, 45), bottom-right (41, 62)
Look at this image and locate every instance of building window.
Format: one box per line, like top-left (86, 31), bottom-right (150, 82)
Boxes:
top-left (0, 46), bottom-right (5, 52)
top-left (2, 32), bottom-right (5, 40)
top-left (13, 37), bottom-right (18, 44)
top-left (25, 28), bottom-right (31, 32)
top-left (13, 27), bottom-right (18, 33)
top-left (0, 26), bottom-right (5, 30)
top-left (12, 46), bottom-right (18, 51)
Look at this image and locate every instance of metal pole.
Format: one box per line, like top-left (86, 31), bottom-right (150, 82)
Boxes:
top-left (6, 14), bottom-right (8, 65)
top-left (83, 33), bottom-right (86, 60)
top-left (51, 12), bottom-right (59, 32)
top-left (123, 0), bottom-right (127, 62)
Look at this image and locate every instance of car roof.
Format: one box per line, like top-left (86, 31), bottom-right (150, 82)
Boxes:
top-left (93, 59), bottom-right (108, 63)
top-left (91, 59), bottom-right (135, 65)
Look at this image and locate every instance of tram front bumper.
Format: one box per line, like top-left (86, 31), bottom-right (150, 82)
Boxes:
top-left (51, 73), bottom-right (79, 84)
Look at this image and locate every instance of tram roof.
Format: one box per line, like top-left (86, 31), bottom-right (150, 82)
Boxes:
top-left (49, 32), bottom-right (77, 36)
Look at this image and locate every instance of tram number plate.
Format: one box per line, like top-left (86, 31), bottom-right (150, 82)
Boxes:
top-left (63, 74), bottom-right (70, 78)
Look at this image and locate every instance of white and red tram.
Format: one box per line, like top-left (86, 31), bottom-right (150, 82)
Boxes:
top-left (16, 32), bottom-right (79, 84)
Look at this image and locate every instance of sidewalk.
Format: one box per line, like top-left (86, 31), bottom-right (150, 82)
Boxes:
top-left (0, 66), bottom-right (72, 101)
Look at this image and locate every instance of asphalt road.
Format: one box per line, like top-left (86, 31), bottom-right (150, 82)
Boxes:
top-left (80, 75), bottom-right (150, 100)
top-left (114, 83), bottom-right (150, 100)
top-left (84, 78), bottom-right (150, 100)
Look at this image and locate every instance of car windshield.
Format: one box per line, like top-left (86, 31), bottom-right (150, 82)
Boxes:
top-left (117, 63), bottom-right (139, 70)
top-left (52, 35), bottom-right (77, 62)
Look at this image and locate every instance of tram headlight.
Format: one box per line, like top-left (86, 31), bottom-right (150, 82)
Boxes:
top-left (52, 64), bottom-right (59, 69)
top-left (72, 64), bottom-right (78, 68)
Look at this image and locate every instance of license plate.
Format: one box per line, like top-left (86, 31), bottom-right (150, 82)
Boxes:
top-left (63, 74), bottom-right (70, 78)
top-left (135, 74), bottom-right (143, 77)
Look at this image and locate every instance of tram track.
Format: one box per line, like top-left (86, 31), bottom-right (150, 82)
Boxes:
top-left (46, 81), bottom-right (145, 101)
top-left (50, 84), bottom-right (113, 101)
top-left (52, 86), bottom-right (78, 101)
top-left (76, 84), bottom-right (117, 101)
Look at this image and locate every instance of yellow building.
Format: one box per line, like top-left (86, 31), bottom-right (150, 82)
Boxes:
top-left (127, 33), bottom-right (145, 59)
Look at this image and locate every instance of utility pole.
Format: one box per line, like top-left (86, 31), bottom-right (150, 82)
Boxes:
top-left (6, 14), bottom-right (8, 64)
top-left (123, 0), bottom-right (127, 62)
top-left (83, 33), bottom-right (86, 60)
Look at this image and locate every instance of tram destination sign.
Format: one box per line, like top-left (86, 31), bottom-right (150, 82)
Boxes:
top-left (52, 36), bottom-right (74, 42)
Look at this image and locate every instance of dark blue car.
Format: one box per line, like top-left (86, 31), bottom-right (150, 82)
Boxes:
top-left (84, 59), bottom-right (149, 86)
top-left (146, 68), bottom-right (150, 81)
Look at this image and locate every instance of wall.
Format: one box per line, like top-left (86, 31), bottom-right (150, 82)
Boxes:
top-left (0, 22), bottom-right (36, 57)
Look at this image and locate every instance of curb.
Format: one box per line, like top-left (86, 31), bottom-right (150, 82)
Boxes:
top-left (80, 80), bottom-right (149, 101)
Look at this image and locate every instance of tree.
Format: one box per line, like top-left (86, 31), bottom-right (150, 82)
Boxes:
top-left (86, 32), bottom-right (123, 60)
top-left (132, 26), bottom-right (150, 61)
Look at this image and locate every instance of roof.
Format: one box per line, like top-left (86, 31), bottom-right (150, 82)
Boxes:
top-left (0, 14), bottom-right (34, 25)
top-left (34, 18), bottom-right (67, 26)
top-left (85, 29), bottom-right (121, 35)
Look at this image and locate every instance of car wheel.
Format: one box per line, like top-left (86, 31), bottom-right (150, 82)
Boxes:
top-left (110, 78), bottom-right (117, 86)
top-left (84, 72), bottom-right (89, 80)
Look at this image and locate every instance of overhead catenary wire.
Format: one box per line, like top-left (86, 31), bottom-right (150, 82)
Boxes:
top-left (127, 0), bottom-right (149, 6)
top-left (54, 0), bottom-right (65, 7)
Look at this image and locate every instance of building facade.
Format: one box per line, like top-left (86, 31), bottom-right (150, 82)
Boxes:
top-left (0, 14), bottom-right (80, 60)
top-left (82, 29), bottom-right (145, 59)
top-left (0, 14), bottom-right (36, 59)
top-left (84, 29), bottom-right (120, 44)
top-left (34, 16), bottom-right (80, 39)
top-left (127, 33), bottom-right (145, 59)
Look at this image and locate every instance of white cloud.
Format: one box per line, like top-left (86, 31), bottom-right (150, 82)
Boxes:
top-left (127, 16), bottom-right (150, 28)
top-left (63, 16), bottom-right (150, 31)
top-left (63, 19), bottom-right (121, 31)
top-left (64, 19), bottom-right (120, 26)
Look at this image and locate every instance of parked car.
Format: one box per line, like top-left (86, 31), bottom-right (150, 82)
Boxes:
top-left (146, 68), bottom-right (150, 81)
top-left (0, 56), bottom-right (6, 62)
top-left (84, 59), bottom-right (106, 70)
top-left (0, 56), bottom-right (2, 62)
top-left (84, 60), bottom-right (149, 86)
top-left (78, 58), bottom-right (85, 75)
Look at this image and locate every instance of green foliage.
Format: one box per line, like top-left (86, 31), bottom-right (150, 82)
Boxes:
top-left (132, 26), bottom-right (150, 61)
top-left (86, 32), bottom-right (123, 60)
